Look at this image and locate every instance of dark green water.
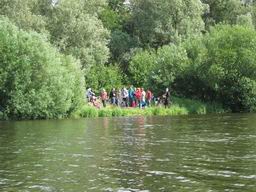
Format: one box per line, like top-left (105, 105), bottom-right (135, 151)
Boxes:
top-left (0, 114), bottom-right (255, 192)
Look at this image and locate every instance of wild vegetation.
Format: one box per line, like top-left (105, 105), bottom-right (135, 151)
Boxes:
top-left (72, 97), bottom-right (225, 118)
top-left (1, 0), bottom-right (256, 119)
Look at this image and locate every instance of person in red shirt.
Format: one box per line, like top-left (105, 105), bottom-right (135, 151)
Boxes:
top-left (135, 88), bottom-right (142, 108)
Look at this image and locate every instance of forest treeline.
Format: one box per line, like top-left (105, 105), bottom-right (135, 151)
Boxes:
top-left (1, 0), bottom-right (256, 119)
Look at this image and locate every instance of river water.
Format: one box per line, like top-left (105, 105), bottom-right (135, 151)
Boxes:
top-left (0, 114), bottom-right (255, 192)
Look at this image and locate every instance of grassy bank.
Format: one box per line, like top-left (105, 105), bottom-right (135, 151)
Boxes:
top-left (72, 97), bottom-right (225, 118)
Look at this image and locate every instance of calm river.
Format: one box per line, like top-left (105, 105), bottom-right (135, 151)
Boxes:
top-left (0, 114), bottom-right (255, 192)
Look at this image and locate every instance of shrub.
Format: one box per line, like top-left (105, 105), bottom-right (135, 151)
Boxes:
top-left (201, 25), bottom-right (256, 111)
top-left (0, 17), bottom-right (84, 119)
top-left (79, 106), bottom-right (98, 118)
top-left (128, 49), bottom-right (156, 87)
top-left (85, 64), bottom-right (123, 94)
top-left (177, 25), bottom-right (256, 112)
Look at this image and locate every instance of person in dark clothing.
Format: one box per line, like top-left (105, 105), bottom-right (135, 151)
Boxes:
top-left (163, 88), bottom-right (170, 108)
top-left (109, 88), bottom-right (116, 105)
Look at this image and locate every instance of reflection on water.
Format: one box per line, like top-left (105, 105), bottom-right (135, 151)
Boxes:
top-left (0, 114), bottom-right (256, 192)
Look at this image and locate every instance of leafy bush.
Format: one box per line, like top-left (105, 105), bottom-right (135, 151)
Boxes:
top-left (0, 17), bottom-right (85, 119)
top-left (149, 45), bottom-right (189, 94)
top-left (174, 25), bottom-right (256, 112)
top-left (45, 0), bottom-right (110, 71)
top-left (128, 44), bottom-right (189, 94)
top-left (200, 25), bottom-right (256, 111)
top-left (85, 64), bottom-right (123, 93)
top-left (128, 49), bottom-right (156, 87)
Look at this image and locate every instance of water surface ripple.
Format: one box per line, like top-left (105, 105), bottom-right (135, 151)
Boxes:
top-left (0, 114), bottom-right (255, 191)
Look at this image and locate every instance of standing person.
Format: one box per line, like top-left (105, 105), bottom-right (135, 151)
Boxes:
top-left (122, 87), bottom-right (129, 107)
top-left (86, 88), bottom-right (92, 102)
top-left (163, 88), bottom-right (170, 108)
top-left (128, 85), bottom-right (135, 107)
top-left (109, 88), bottom-right (116, 105)
top-left (135, 88), bottom-right (142, 108)
top-left (141, 88), bottom-right (146, 108)
top-left (146, 89), bottom-right (153, 107)
top-left (116, 89), bottom-right (122, 106)
top-left (100, 88), bottom-right (108, 108)
top-left (87, 88), bottom-right (95, 102)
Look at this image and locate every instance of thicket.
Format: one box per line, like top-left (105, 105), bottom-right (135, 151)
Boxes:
top-left (0, 17), bottom-right (84, 119)
top-left (180, 25), bottom-right (256, 112)
top-left (73, 96), bottom-right (224, 118)
top-left (1, 0), bottom-right (256, 119)
top-left (128, 25), bottom-right (256, 112)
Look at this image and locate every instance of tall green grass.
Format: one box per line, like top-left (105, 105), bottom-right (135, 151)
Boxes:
top-left (72, 97), bottom-right (225, 118)
top-left (172, 97), bottom-right (226, 114)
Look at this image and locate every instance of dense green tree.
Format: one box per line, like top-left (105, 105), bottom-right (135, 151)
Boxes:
top-left (2, 0), bottom-right (256, 115)
top-left (127, 24), bottom-right (256, 112)
top-left (129, 0), bottom-right (205, 48)
top-left (202, 0), bottom-right (251, 27)
top-left (0, 17), bottom-right (84, 119)
top-left (173, 36), bottom-right (210, 100)
top-left (45, 0), bottom-right (110, 72)
top-left (100, 0), bottom-right (129, 31)
top-left (0, 0), bottom-right (47, 33)
top-left (101, 7), bottom-right (123, 31)
top-left (128, 44), bottom-right (189, 93)
top-left (250, 1), bottom-right (256, 27)
top-left (236, 13), bottom-right (254, 27)
top-left (84, 65), bottom-right (123, 93)
top-left (128, 49), bottom-right (155, 87)
top-left (178, 25), bottom-right (256, 111)
top-left (100, 0), bottom-right (138, 65)
top-left (109, 30), bottom-right (138, 63)
top-left (149, 45), bottom-right (189, 93)
top-left (200, 25), bottom-right (256, 111)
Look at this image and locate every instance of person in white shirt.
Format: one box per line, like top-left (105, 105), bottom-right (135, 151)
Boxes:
top-left (122, 87), bottom-right (129, 107)
top-left (141, 88), bottom-right (146, 108)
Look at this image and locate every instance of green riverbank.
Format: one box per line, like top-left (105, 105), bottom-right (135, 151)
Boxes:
top-left (72, 97), bottom-right (226, 118)
top-left (0, 97), bottom-right (226, 120)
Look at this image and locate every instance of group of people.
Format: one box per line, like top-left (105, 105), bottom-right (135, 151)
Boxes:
top-left (86, 86), bottom-right (171, 109)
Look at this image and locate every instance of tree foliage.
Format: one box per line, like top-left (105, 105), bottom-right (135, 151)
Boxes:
top-left (130, 0), bottom-right (205, 48)
top-left (176, 25), bottom-right (256, 112)
top-left (200, 25), bottom-right (256, 111)
top-left (129, 45), bottom-right (189, 93)
top-left (202, 0), bottom-right (251, 27)
top-left (2, 0), bottom-right (256, 117)
top-left (0, 17), bottom-right (84, 119)
top-left (84, 65), bottom-right (123, 93)
top-left (149, 45), bottom-right (189, 93)
top-left (45, 0), bottom-right (110, 71)
top-left (0, 0), bottom-right (47, 33)
top-left (128, 49), bottom-right (155, 87)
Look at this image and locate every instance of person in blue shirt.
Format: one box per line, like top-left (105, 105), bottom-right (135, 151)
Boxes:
top-left (128, 85), bottom-right (135, 107)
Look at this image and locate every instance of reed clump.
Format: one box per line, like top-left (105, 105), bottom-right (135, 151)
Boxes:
top-left (72, 97), bottom-right (225, 118)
